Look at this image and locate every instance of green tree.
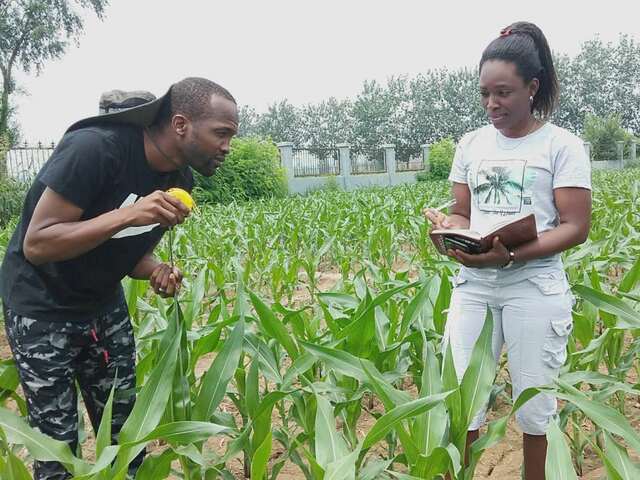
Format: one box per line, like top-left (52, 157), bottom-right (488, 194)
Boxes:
top-left (0, 0), bottom-right (108, 136)
top-left (242, 34), bottom-right (639, 154)
top-left (407, 68), bottom-right (485, 147)
top-left (555, 35), bottom-right (640, 134)
top-left (351, 79), bottom-right (394, 152)
top-left (299, 97), bottom-right (353, 148)
top-left (255, 99), bottom-right (303, 145)
top-left (237, 104), bottom-right (259, 138)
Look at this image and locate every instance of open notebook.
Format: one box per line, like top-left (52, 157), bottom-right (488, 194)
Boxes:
top-left (430, 213), bottom-right (537, 255)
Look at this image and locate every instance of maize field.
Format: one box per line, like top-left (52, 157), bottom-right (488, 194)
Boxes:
top-left (0, 169), bottom-right (638, 479)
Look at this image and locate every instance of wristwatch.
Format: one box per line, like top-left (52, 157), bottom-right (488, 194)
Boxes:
top-left (501, 250), bottom-right (516, 269)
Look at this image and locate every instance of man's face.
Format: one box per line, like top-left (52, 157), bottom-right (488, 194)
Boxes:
top-left (182, 95), bottom-right (239, 176)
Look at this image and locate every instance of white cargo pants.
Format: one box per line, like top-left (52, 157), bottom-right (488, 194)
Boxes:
top-left (443, 270), bottom-right (574, 435)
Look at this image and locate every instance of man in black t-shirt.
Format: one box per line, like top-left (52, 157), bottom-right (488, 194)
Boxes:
top-left (0, 77), bottom-right (238, 480)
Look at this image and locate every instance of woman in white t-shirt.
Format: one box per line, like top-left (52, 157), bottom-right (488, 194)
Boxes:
top-left (425, 21), bottom-right (591, 480)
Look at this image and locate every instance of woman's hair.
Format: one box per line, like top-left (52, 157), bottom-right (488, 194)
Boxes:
top-left (480, 21), bottom-right (559, 119)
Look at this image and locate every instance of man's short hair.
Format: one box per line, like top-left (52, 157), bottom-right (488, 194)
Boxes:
top-left (154, 77), bottom-right (236, 126)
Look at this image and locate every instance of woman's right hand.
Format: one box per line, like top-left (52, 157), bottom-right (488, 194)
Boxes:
top-left (423, 208), bottom-right (455, 230)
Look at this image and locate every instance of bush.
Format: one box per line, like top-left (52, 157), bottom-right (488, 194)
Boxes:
top-left (193, 137), bottom-right (287, 204)
top-left (582, 113), bottom-right (635, 161)
top-left (417, 138), bottom-right (455, 181)
top-left (0, 177), bottom-right (27, 226)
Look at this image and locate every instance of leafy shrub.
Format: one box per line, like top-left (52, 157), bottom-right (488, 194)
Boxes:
top-left (0, 177), bottom-right (27, 226)
top-left (417, 138), bottom-right (455, 181)
top-left (582, 113), bottom-right (635, 161)
top-left (193, 137), bottom-right (287, 204)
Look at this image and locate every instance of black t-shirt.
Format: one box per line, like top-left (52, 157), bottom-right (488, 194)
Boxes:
top-left (0, 124), bottom-right (193, 322)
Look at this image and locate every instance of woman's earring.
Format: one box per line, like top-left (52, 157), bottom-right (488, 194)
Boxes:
top-left (529, 95), bottom-right (534, 103)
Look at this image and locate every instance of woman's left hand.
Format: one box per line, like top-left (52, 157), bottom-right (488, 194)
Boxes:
top-left (448, 236), bottom-right (510, 268)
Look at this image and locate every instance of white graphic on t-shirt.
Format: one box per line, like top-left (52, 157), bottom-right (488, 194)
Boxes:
top-left (111, 193), bottom-right (160, 239)
top-left (474, 159), bottom-right (526, 214)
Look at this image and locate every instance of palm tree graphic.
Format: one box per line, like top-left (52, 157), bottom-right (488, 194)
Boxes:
top-left (474, 166), bottom-right (523, 205)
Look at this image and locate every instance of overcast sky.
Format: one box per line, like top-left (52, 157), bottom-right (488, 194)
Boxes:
top-left (12, 0), bottom-right (640, 143)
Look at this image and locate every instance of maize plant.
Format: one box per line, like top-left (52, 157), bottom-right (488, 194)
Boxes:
top-left (0, 170), bottom-right (638, 478)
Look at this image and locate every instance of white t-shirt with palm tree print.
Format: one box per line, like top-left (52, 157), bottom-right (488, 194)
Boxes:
top-left (448, 122), bottom-right (591, 284)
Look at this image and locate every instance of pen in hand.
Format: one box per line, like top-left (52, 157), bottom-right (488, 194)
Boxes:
top-left (432, 199), bottom-right (457, 211)
top-left (423, 199), bottom-right (457, 229)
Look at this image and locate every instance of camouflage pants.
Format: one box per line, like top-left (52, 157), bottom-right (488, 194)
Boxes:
top-left (3, 302), bottom-right (144, 480)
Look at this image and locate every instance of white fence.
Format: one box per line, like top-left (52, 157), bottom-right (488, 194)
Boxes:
top-left (2, 139), bottom-right (637, 188)
top-left (4, 142), bottom-right (55, 181)
top-left (278, 143), bottom-right (429, 194)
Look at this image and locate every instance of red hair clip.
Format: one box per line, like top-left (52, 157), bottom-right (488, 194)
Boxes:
top-left (500, 27), bottom-right (513, 37)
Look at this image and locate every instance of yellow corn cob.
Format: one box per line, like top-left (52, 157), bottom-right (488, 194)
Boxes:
top-left (167, 187), bottom-right (195, 211)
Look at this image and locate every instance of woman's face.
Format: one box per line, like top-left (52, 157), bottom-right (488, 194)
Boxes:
top-left (479, 59), bottom-right (538, 135)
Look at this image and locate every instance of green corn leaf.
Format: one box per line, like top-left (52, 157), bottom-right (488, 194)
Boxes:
top-left (559, 371), bottom-right (638, 396)
top-left (362, 391), bottom-right (453, 450)
top-left (414, 444), bottom-right (460, 479)
top-left (619, 256), bottom-right (640, 293)
top-left (95, 377), bottom-right (116, 459)
top-left (545, 418), bottom-right (578, 480)
top-left (602, 432), bottom-right (640, 480)
top-left (414, 340), bottom-right (446, 456)
top-left (246, 357), bottom-right (260, 419)
top-left (553, 380), bottom-right (640, 453)
top-left (387, 472), bottom-right (425, 480)
top-left (324, 447), bottom-right (360, 480)
top-left (250, 291), bottom-right (299, 359)
top-left (250, 431), bottom-right (272, 480)
top-left (442, 341), bottom-right (462, 441)
top-left (113, 310), bottom-right (181, 473)
top-left (2, 451), bottom-right (32, 480)
top-left (193, 319), bottom-right (244, 422)
top-left (433, 270), bottom-right (452, 335)
top-left (573, 284), bottom-right (640, 329)
top-left (466, 387), bottom-right (540, 479)
top-left (282, 352), bottom-right (317, 389)
top-left (0, 359), bottom-right (19, 392)
top-left (252, 391), bottom-right (292, 422)
top-left (183, 266), bottom-right (208, 328)
top-left (374, 306), bottom-right (390, 352)
top-left (171, 304), bottom-right (191, 423)
top-left (318, 293), bottom-right (360, 310)
top-left (244, 333), bottom-right (283, 385)
top-left (337, 282), bottom-right (420, 340)
top-left (0, 408), bottom-right (89, 474)
top-left (398, 278), bottom-right (432, 340)
top-left (135, 421), bottom-right (230, 445)
top-left (301, 341), bottom-right (368, 382)
top-left (358, 358), bottom-right (419, 465)
top-left (134, 450), bottom-right (175, 480)
top-left (459, 308), bottom-right (496, 431)
top-left (70, 446), bottom-right (120, 480)
top-left (2, 449), bottom-right (32, 480)
top-left (315, 395), bottom-right (350, 469)
top-left (359, 459), bottom-right (393, 480)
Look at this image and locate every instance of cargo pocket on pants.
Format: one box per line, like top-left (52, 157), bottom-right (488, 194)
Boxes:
top-left (528, 273), bottom-right (573, 370)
